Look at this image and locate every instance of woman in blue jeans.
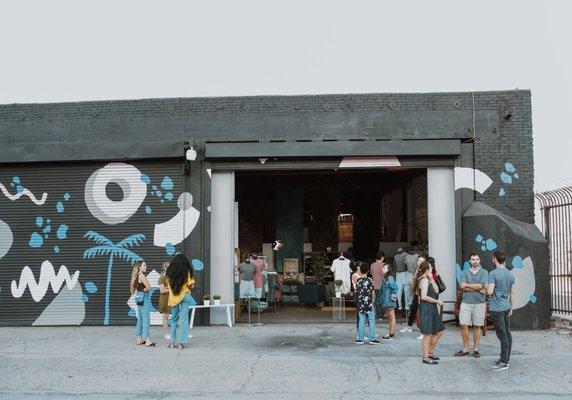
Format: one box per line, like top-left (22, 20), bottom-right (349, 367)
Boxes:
top-left (166, 254), bottom-right (197, 349)
top-left (130, 260), bottom-right (156, 346)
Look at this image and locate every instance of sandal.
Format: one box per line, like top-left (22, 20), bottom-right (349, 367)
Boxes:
top-left (422, 357), bottom-right (438, 365)
top-left (177, 343), bottom-right (185, 350)
top-left (136, 340), bottom-right (145, 345)
top-left (168, 342), bottom-right (175, 349)
top-left (429, 353), bottom-right (440, 361)
top-left (145, 341), bottom-right (157, 347)
top-left (454, 350), bottom-right (470, 357)
top-left (473, 350), bottom-right (481, 358)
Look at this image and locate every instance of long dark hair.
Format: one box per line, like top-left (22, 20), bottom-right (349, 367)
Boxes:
top-left (411, 261), bottom-right (432, 297)
top-left (427, 257), bottom-right (436, 274)
top-left (166, 254), bottom-right (193, 296)
top-left (385, 263), bottom-right (396, 279)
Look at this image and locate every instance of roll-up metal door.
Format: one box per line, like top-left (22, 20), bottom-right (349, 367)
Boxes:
top-left (0, 159), bottom-right (186, 326)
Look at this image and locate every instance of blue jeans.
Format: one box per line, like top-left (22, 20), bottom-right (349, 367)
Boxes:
top-left (396, 272), bottom-right (413, 310)
top-left (135, 292), bottom-right (151, 339)
top-left (169, 293), bottom-right (196, 344)
top-left (357, 310), bottom-right (376, 342)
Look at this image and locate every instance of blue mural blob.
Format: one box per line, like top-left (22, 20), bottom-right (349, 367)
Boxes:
top-left (56, 201), bottom-right (64, 213)
top-left (12, 176), bottom-right (20, 184)
top-left (85, 281), bottom-right (98, 294)
top-left (43, 225), bottom-right (51, 234)
top-left (80, 294), bottom-right (89, 302)
top-left (152, 185), bottom-right (157, 191)
top-left (161, 199), bottom-right (165, 204)
top-left (29, 232), bottom-right (44, 248)
top-left (514, 173), bottom-right (519, 179)
top-left (156, 190), bottom-right (163, 198)
top-left (16, 185), bottom-right (24, 193)
top-left (10, 182), bottom-right (14, 187)
top-left (505, 163), bottom-right (516, 173)
top-left (455, 263), bottom-right (463, 284)
top-left (128, 309), bottom-right (137, 317)
top-left (161, 176), bottom-right (174, 191)
top-left (165, 192), bottom-right (174, 201)
top-left (500, 172), bottom-right (513, 185)
top-left (499, 188), bottom-right (506, 197)
top-left (529, 294), bottom-right (537, 303)
top-left (463, 261), bottom-right (470, 270)
top-left (56, 224), bottom-right (68, 240)
top-left (47, 218), bottom-right (51, 224)
top-left (512, 256), bottom-right (524, 269)
top-left (192, 259), bottom-right (204, 271)
top-left (485, 239), bottom-right (497, 251)
top-left (53, 246), bottom-right (60, 253)
top-left (64, 192), bottom-right (71, 201)
top-left (165, 243), bottom-right (176, 256)
top-left (481, 245), bottom-right (486, 251)
top-left (145, 206), bottom-right (152, 214)
top-left (35, 216), bottom-right (44, 228)
top-left (140, 173), bottom-right (151, 184)
top-left (474, 234), bottom-right (484, 243)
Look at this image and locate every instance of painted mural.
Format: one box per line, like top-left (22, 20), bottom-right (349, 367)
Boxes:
top-left (0, 160), bottom-right (201, 326)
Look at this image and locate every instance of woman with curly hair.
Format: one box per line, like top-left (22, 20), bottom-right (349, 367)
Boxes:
top-left (166, 254), bottom-right (197, 349)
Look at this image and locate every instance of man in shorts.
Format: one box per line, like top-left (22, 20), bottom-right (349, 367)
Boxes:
top-left (455, 253), bottom-right (488, 358)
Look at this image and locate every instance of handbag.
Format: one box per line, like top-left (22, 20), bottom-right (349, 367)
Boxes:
top-left (435, 275), bottom-right (446, 294)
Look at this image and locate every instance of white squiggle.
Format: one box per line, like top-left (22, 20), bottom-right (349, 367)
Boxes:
top-left (454, 167), bottom-right (493, 194)
top-left (0, 183), bottom-right (48, 205)
top-left (11, 261), bottom-right (80, 302)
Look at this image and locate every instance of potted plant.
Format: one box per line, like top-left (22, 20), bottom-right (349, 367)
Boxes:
top-left (202, 294), bottom-right (211, 306)
top-left (213, 294), bottom-right (221, 306)
top-left (334, 279), bottom-right (344, 297)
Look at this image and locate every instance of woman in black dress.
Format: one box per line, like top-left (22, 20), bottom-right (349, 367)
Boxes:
top-left (412, 261), bottom-right (445, 364)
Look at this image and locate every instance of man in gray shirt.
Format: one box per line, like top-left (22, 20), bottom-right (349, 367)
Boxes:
top-left (487, 250), bottom-right (515, 372)
top-left (393, 249), bottom-right (409, 312)
top-left (455, 253), bottom-right (488, 358)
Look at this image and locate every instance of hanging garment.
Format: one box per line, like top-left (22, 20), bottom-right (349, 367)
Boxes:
top-left (252, 258), bottom-right (265, 298)
top-left (238, 262), bottom-right (256, 299)
top-left (330, 258), bottom-right (351, 294)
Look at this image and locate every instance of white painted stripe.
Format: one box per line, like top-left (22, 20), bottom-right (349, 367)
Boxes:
top-left (339, 157), bottom-right (401, 168)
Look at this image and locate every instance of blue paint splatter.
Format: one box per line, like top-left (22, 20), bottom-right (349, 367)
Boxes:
top-left (455, 263), bottom-right (463, 284)
top-left (192, 259), bottom-right (204, 271)
top-left (513, 173), bottom-right (519, 179)
top-left (47, 219), bottom-right (51, 224)
top-left (35, 216), bottom-right (44, 228)
top-left (499, 188), bottom-right (506, 197)
top-left (145, 206), bottom-right (152, 214)
top-left (500, 172), bottom-right (513, 185)
top-left (505, 163), bottom-right (516, 173)
top-left (10, 182), bottom-right (14, 187)
top-left (140, 173), bottom-right (151, 184)
top-left (85, 281), bottom-right (98, 294)
top-left (166, 243), bottom-right (176, 256)
top-left (529, 294), bottom-right (537, 303)
top-left (475, 234), bottom-right (484, 243)
top-left (80, 294), bottom-right (89, 302)
top-left (12, 177), bottom-right (20, 184)
top-left (29, 232), bottom-right (44, 248)
top-left (165, 192), bottom-right (174, 201)
top-left (53, 246), bottom-right (60, 253)
top-left (56, 201), bottom-right (64, 213)
top-left (56, 224), bottom-right (68, 240)
top-left (128, 309), bottom-right (137, 317)
top-left (156, 190), bottom-right (162, 198)
top-left (64, 192), bottom-right (71, 201)
top-left (512, 256), bottom-right (524, 269)
top-left (152, 185), bottom-right (157, 191)
top-left (43, 225), bottom-right (51, 234)
top-left (485, 239), bottom-right (497, 251)
top-left (16, 185), bottom-right (24, 193)
top-left (463, 261), bottom-right (470, 271)
top-left (481, 245), bottom-right (486, 251)
top-left (161, 199), bottom-right (165, 204)
top-left (161, 176), bottom-right (174, 191)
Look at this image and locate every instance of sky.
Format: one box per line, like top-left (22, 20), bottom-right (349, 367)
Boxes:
top-left (0, 0), bottom-right (570, 192)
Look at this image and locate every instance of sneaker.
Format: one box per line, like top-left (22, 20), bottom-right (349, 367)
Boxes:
top-left (164, 334), bottom-right (171, 340)
top-left (489, 362), bottom-right (509, 372)
top-left (417, 334), bottom-right (424, 340)
top-left (354, 340), bottom-right (365, 345)
top-left (491, 360), bottom-right (510, 367)
top-left (382, 333), bottom-right (395, 340)
top-left (369, 340), bottom-right (381, 345)
top-left (188, 334), bottom-right (194, 339)
top-left (400, 326), bottom-right (413, 333)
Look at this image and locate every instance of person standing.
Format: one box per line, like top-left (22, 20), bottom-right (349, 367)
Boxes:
top-left (354, 262), bottom-right (380, 345)
top-left (393, 248), bottom-right (409, 314)
top-left (400, 254), bottom-right (426, 335)
top-left (158, 261), bottom-right (172, 339)
top-left (381, 263), bottom-right (398, 340)
top-left (166, 254), bottom-right (197, 350)
top-left (130, 260), bottom-right (156, 347)
top-left (455, 253), bottom-right (488, 358)
top-left (412, 261), bottom-right (445, 364)
top-left (487, 250), bottom-right (515, 372)
top-left (369, 251), bottom-right (386, 319)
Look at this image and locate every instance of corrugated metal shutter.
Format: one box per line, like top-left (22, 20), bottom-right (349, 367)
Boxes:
top-left (0, 159), bottom-right (185, 326)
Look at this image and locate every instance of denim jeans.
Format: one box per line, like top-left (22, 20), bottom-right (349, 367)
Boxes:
top-left (135, 292), bottom-right (151, 339)
top-left (374, 289), bottom-right (383, 318)
top-left (169, 293), bottom-right (196, 344)
top-left (357, 310), bottom-right (376, 342)
top-left (396, 272), bottom-right (413, 310)
top-left (489, 310), bottom-right (513, 364)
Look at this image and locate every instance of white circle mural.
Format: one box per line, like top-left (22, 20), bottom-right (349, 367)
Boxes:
top-left (85, 163), bottom-right (147, 225)
top-left (0, 220), bottom-right (14, 259)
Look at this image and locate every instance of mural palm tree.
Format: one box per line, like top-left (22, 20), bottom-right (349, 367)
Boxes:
top-left (83, 231), bottom-right (145, 325)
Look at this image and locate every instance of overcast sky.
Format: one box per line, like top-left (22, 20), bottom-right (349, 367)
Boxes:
top-left (1, 0), bottom-right (570, 192)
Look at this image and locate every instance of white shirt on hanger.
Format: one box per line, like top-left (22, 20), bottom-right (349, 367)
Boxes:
top-left (330, 258), bottom-right (351, 294)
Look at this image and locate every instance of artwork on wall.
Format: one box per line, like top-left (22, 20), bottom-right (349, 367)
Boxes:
top-left (153, 192), bottom-right (200, 247)
top-left (0, 177), bottom-right (48, 205)
top-left (0, 219), bottom-right (13, 259)
top-left (32, 282), bottom-right (86, 326)
top-left (283, 258), bottom-right (299, 282)
top-left (499, 162), bottom-right (519, 197)
top-left (11, 261), bottom-right (80, 302)
top-left (454, 167), bottom-right (493, 194)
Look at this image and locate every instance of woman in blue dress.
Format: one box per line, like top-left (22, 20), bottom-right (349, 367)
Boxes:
top-left (380, 263), bottom-right (399, 340)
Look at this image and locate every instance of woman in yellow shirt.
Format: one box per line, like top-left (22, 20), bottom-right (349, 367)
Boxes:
top-left (166, 254), bottom-right (197, 349)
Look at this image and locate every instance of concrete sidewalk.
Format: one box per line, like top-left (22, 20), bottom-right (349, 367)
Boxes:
top-left (1, 322), bottom-right (571, 399)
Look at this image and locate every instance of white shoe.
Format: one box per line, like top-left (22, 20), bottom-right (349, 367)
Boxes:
top-left (400, 326), bottom-right (412, 333)
top-left (417, 334), bottom-right (424, 340)
top-left (164, 334), bottom-right (171, 340)
top-left (188, 334), bottom-right (194, 338)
